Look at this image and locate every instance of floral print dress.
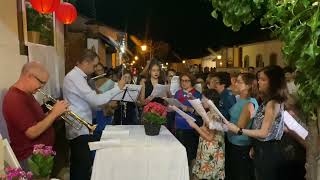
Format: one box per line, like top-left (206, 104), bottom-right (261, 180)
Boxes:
top-left (192, 130), bottom-right (225, 180)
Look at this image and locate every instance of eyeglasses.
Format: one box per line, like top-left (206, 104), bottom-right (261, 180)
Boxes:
top-left (181, 79), bottom-right (191, 83)
top-left (32, 75), bottom-right (47, 85)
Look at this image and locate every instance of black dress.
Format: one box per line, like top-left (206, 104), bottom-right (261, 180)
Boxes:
top-left (144, 80), bottom-right (165, 104)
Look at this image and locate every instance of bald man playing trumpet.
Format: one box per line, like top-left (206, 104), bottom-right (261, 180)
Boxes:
top-left (2, 61), bottom-right (69, 171)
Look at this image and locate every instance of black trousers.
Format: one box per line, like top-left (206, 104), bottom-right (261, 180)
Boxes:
top-left (70, 135), bottom-right (99, 180)
top-left (253, 140), bottom-right (286, 180)
top-left (226, 141), bottom-right (254, 180)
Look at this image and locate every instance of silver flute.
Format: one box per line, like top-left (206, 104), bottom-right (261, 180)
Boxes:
top-left (91, 73), bottom-right (106, 80)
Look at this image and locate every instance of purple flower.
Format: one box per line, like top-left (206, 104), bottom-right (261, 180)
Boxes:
top-left (33, 144), bottom-right (45, 150)
top-left (4, 167), bottom-right (32, 180)
top-left (32, 144), bottom-right (56, 156)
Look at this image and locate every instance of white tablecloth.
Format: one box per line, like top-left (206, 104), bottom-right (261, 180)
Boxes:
top-left (91, 125), bottom-right (189, 180)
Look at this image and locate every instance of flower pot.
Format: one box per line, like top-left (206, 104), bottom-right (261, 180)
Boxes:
top-left (144, 123), bottom-right (161, 136)
top-left (28, 31), bottom-right (40, 43)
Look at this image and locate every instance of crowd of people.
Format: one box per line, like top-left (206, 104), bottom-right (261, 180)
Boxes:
top-left (2, 48), bottom-right (305, 180)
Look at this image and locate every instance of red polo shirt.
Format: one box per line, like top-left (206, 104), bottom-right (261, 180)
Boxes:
top-left (2, 87), bottom-right (54, 161)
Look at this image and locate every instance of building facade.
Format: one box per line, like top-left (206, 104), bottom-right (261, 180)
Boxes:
top-left (239, 40), bottom-right (284, 68)
top-left (180, 40), bottom-right (285, 73)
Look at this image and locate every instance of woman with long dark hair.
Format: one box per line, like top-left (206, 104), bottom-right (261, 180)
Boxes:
top-left (139, 59), bottom-right (166, 105)
top-left (224, 65), bottom-right (288, 180)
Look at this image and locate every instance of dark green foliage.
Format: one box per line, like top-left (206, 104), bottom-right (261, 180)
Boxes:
top-left (210, 0), bottom-right (320, 118)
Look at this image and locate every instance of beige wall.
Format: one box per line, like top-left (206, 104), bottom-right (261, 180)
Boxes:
top-left (241, 40), bottom-right (284, 67)
top-left (233, 47), bottom-right (240, 67)
top-left (54, 17), bottom-right (65, 87)
top-left (0, 1), bottom-right (65, 95)
top-left (0, 0), bottom-right (28, 90)
top-left (0, 0), bottom-right (28, 139)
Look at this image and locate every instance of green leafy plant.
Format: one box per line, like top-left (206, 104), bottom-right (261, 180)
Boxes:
top-left (143, 102), bottom-right (167, 125)
top-left (210, 0), bottom-right (266, 31)
top-left (28, 144), bottom-right (56, 178)
top-left (209, 0), bottom-right (320, 179)
top-left (26, 3), bottom-right (48, 32)
top-left (261, 0), bottom-right (320, 115)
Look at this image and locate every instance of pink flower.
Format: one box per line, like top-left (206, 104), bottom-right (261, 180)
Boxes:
top-left (4, 167), bottom-right (32, 180)
top-left (32, 144), bottom-right (56, 156)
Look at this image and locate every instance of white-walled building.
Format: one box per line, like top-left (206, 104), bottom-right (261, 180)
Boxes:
top-left (171, 40), bottom-right (285, 73)
top-left (240, 40), bottom-right (284, 68)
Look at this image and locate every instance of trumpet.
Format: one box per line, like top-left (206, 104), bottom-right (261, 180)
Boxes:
top-left (37, 90), bottom-right (97, 134)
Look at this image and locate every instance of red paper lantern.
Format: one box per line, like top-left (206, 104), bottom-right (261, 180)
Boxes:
top-left (55, 2), bottom-right (77, 24)
top-left (30, 0), bottom-right (60, 14)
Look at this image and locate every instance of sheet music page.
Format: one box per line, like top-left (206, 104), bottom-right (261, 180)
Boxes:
top-left (170, 76), bottom-right (180, 95)
top-left (207, 100), bottom-right (228, 122)
top-left (194, 83), bottom-right (202, 93)
top-left (88, 139), bottom-right (121, 151)
top-left (112, 84), bottom-right (142, 102)
top-left (98, 79), bottom-right (115, 92)
top-left (163, 97), bottom-right (185, 109)
top-left (283, 111), bottom-right (309, 139)
top-left (3, 139), bottom-right (20, 168)
top-left (170, 105), bottom-right (196, 122)
top-left (188, 99), bottom-right (227, 131)
top-left (188, 99), bottom-right (210, 122)
top-left (151, 84), bottom-right (170, 98)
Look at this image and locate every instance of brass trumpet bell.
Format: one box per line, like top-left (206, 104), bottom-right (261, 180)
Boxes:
top-left (37, 90), bottom-right (97, 134)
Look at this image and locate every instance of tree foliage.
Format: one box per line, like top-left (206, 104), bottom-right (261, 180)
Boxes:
top-left (210, 0), bottom-right (266, 31)
top-left (210, 0), bottom-right (320, 119)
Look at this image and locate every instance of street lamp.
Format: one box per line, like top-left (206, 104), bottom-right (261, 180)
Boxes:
top-left (134, 56), bottom-right (139, 60)
top-left (166, 62), bottom-right (169, 65)
top-left (141, 45), bottom-right (147, 51)
top-left (217, 55), bottom-right (222, 60)
top-left (182, 60), bottom-right (186, 64)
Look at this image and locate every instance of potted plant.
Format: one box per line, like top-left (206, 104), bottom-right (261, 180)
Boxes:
top-left (27, 144), bottom-right (56, 180)
top-left (143, 102), bottom-right (167, 136)
top-left (0, 167), bottom-right (32, 180)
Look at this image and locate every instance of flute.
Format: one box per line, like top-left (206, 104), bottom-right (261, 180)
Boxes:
top-left (91, 73), bottom-right (106, 80)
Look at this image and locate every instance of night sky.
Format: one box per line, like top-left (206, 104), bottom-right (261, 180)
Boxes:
top-left (76, 0), bottom-right (270, 59)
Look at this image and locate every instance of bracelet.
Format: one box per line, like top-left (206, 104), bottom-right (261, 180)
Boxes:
top-left (237, 128), bottom-right (243, 135)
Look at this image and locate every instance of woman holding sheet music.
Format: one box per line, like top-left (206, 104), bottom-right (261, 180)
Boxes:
top-left (174, 73), bottom-right (202, 166)
top-left (224, 65), bottom-right (288, 180)
top-left (139, 60), bottom-right (166, 105)
top-left (190, 89), bottom-right (225, 180)
top-left (226, 73), bottom-right (258, 180)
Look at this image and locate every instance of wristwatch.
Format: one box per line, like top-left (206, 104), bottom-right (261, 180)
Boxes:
top-left (237, 128), bottom-right (243, 135)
